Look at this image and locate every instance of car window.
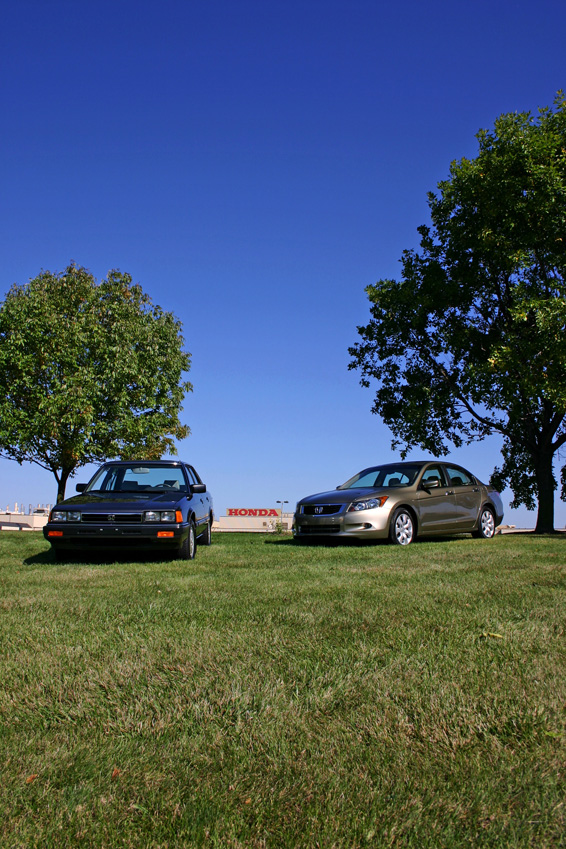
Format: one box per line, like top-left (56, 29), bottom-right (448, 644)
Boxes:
top-left (339, 465), bottom-right (421, 489)
top-left (445, 466), bottom-right (474, 487)
top-left (188, 466), bottom-right (203, 485)
top-left (420, 466), bottom-right (445, 487)
top-left (87, 465), bottom-right (188, 492)
top-left (123, 467), bottom-right (187, 491)
top-left (185, 466), bottom-right (198, 486)
top-left (93, 466), bottom-right (121, 492)
top-left (382, 472), bottom-right (411, 487)
top-left (344, 469), bottom-right (381, 488)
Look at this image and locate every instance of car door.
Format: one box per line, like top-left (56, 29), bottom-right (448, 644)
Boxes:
top-left (186, 465), bottom-right (209, 527)
top-left (415, 464), bottom-right (457, 532)
top-left (444, 465), bottom-right (482, 530)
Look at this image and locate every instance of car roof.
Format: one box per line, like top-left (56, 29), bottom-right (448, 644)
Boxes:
top-left (357, 460), bottom-right (430, 472)
top-left (359, 460), bottom-right (460, 470)
top-left (101, 460), bottom-right (185, 466)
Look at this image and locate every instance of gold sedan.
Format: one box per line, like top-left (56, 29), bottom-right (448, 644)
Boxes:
top-left (293, 461), bottom-right (504, 545)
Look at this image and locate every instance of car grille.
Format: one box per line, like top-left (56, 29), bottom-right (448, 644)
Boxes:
top-left (81, 513), bottom-right (143, 524)
top-left (298, 524), bottom-right (341, 534)
top-left (300, 504), bottom-right (342, 515)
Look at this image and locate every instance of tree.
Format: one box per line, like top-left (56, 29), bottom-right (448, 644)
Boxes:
top-left (349, 94), bottom-right (566, 533)
top-left (0, 264), bottom-right (192, 502)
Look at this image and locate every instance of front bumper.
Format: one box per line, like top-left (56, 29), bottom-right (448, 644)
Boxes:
top-left (293, 507), bottom-right (391, 540)
top-left (43, 522), bottom-right (189, 550)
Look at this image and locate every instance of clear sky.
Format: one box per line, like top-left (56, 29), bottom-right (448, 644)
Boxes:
top-left (1, 0), bottom-right (565, 527)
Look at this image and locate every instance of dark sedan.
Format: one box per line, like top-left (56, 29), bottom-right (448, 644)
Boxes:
top-left (294, 460), bottom-right (504, 545)
top-left (43, 460), bottom-right (213, 561)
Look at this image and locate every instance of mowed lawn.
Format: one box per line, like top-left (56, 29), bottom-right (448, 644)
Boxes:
top-left (0, 531), bottom-right (564, 848)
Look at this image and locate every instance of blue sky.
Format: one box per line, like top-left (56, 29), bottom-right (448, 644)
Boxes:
top-left (1, 0), bottom-right (566, 527)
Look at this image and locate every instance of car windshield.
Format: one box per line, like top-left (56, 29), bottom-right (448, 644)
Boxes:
top-left (338, 465), bottom-right (421, 490)
top-left (86, 464), bottom-right (188, 493)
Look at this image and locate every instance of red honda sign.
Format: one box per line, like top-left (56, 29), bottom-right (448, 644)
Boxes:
top-left (227, 508), bottom-right (279, 517)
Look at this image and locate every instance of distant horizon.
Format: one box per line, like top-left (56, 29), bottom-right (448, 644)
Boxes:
top-left (0, 472), bottom-right (560, 532)
top-left (0, 499), bottom-right (551, 532)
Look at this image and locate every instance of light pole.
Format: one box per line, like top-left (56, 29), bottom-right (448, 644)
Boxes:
top-left (276, 500), bottom-right (289, 532)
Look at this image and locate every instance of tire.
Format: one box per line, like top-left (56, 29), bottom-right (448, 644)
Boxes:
top-left (177, 521), bottom-right (197, 560)
top-left (473, 507), bottom-right (496, 539)
top-left (200, 518), bottom-right (212, 546)
top-left (389, 509), bottom-right (415, 546)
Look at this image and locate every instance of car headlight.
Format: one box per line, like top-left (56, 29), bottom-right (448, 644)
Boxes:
top-left (144, 511), bottom-right (178, 523)
top-left (347, 496), bottom-right (389, 512)
top-left (50, 510), bottom-right (81, 522)
top-left (160, 511), bottom-right (176, 522)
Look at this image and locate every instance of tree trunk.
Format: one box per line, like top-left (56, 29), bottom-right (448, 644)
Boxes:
top-left (56, 469), bottom-right (72, 504)
top-left (534, 449), bottom-right (556, 533)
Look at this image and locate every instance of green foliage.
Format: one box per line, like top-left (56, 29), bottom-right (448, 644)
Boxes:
top-left (0, 264), bottom-right (191, 500)
top-left (350, 93), bottom-right (566, 532)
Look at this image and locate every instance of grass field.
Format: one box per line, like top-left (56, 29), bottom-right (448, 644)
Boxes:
top-left (0, 531), bottom-right (565, 848)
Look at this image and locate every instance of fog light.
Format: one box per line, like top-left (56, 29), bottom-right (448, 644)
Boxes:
top-left (157, 531), bottom-right (174, 538)
top-left (48, 530), bottom-right (64, 537)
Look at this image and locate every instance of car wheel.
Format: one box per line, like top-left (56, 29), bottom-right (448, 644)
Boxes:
top-left (178, 521), bottom-right (197, 560)
top-left (200, 518), bottom-right (212, 546)
top-left (389, 509), bottom-right (415, 546)
top-left (473, 507), bottom-right (496, 539)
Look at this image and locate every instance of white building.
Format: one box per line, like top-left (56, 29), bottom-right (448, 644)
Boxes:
top-left (213, 508), bottom-right (294, 533)
top-left (0, 504), bottom-right (51, 531)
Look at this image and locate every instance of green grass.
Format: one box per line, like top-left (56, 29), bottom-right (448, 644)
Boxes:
top-left (0, 531), bottom-right (565, 848)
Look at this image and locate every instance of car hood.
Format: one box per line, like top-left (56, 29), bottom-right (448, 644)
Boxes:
top-left (297, 488), bottom-right (384, 506)
top-left (59, 492), bottom-right (184, 511)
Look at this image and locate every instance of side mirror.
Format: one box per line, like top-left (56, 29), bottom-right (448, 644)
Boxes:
top-left (76, 483), bottom-right (87, 493)
top-left (191, 483), bottom-right (206, 494)
top-left (423, 479), bottom-right (440, 489)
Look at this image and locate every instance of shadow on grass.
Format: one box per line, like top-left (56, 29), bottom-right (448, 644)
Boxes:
top-left (24, 548), bottom-right (175, 566)
top-left (265, 536), bottom-right (385, 548)
top-left (265, 534), bottom-right (487, 549)
top-left (23, 549), bottom-right (55, 566)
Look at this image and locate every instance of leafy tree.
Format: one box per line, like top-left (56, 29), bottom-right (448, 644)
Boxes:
top-left (0, 264), bottom-right (191, 502)
top-left (349, 94), bottom-right (566, 533)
